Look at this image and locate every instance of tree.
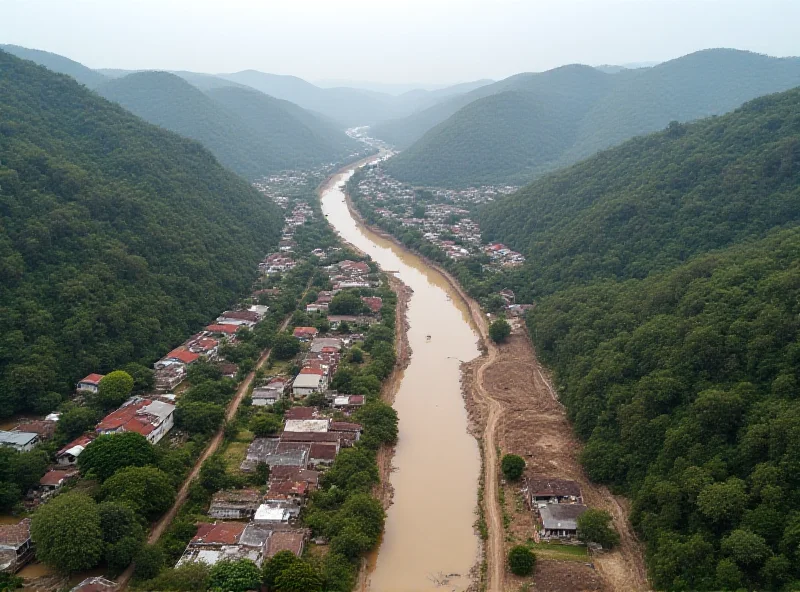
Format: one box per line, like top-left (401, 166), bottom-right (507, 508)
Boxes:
top-left (250, 413), bottom-right (283, 437)
top-left (721, 529), bottom-right (772, 568)
top-left (489, 319), bottom-right (511, 343)
top-left (501, 453), bottom-right (525, 481)
top-left (78, 432), bottom-right (157, 481)
top-left (176, 401), bottom-right (225, 434)
top-left (101, 466), bottom-right (175, 520)
top-left (96, 370), bottom-right (134, 409)
top-left (508, 545), bottom-right (536, 576)
top-left (54, 405), bottom-right (98, 443)
top-left (331, 524), bottom-right (372, 559)
top-left (209, 559), bottom-right (262, 592)
top-left (30, 493), bottom-right (104, 572)
top-left (577, 509), bottom-right (620, 549)
top-left (272, 333), bottom-right (301, 360)
top-left (199, 454), bottom-right (229, 492)
top-left (99, 501), bottom-right (145, 545)
top-left (696, 478), bottom-right (748, 525)
top-left (273, 561), bottom-right (323, 592)
top-left (329, 291), bottom-right (364, 315)
top-left (263, 550), bottom-right (300, 589)
top-left (134, 544), bottom-right (165, 581)
top-left (349, 347), bottom-right (364, 363)
top-left (145, 562), bottom-right (211, 591)
top-left (122, 362), bottom-right (155, 393)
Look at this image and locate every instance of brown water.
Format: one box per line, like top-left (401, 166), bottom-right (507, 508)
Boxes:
top-left (320, 168), bottom-right (480, 591)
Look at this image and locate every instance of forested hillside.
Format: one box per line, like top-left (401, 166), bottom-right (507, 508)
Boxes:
top-left (0, 50), bottom-right (283, 415)
top-left (478, 88), bottom-right (800, 589)
top-left (383, 49), bottom-right (800, 187)
top-left (0, 44), bottom-right (109, 88)
top-left (96, 72), bottom-right (359, 179)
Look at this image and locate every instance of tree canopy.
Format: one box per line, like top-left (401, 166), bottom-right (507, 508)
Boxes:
top-left (78, 432), bottom-right (157, 482)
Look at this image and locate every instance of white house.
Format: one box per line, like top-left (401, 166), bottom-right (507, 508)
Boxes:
top-left (0, 431), bottom-right (38, 452)
top-left (291, 368), bottom-right (327, 397)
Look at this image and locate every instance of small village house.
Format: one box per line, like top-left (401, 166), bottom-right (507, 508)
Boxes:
top-left (76, 373), bottom-right (104, 394)
top-left (95, 398), bottom-right (175, 444)
top-left (56, 434), bottom-right (94, 466)
top-left (208, 489), bottom-right (262, 520)
top-left (292, 326), bottom-right (319, 341)
top-left (526, 477), bottom-right (583, 506)
top-left (291, 367), bottom-right (327, 397)
top-left (538, 503), bottom-right (589, 540)
top-left (0, 431), bottom-right (38, 452)
top-left (0, 519), bottom-right (33, 573)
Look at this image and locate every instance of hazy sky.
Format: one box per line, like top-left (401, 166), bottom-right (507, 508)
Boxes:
top-left (2, 0), bottom-right (799, 85)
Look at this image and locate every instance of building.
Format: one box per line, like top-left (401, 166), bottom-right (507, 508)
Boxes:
top-left (0, 519), bottom-right (33, 573)
top-left (291, 368), bottom-right (327, 397)
top-left (240, 438), bottom-right (310, 472)
top-left (265, 530), bottom-right (307, 558)
top-left (218, 310), bottom-right (261, 327)
top-left (283, 419), bottom-right (330, 433)
top-left (0, 431), bottom-right (38, 452)
top-left (251, 378), bottom-right (288, 407)
top-left (254, 503), bottom-right (298, 525)
top-left (76, 373), bottom-right (104, 394)
top-left (56, 434), bottom-right (94, 466)
top-left (158, 348), bottom-right (200, 367)
top-left (361, 296), bottom-right (383, 314)
top-left (209, 489), bottom-right (263, 520)
top-left (70, 577), bottom-right (118, 592)
top-left (332, 395), bottom-right (365, 410)
top-left (96, 398), bottom-right (175, 444)
top-left (293, 327), bottom-right (318, 341)
top-left (269, 467), bottom-right (319, 489)
top-left (283, 407), bottom-right (320, 420)
top-left (177, 522), bottom-right (271, 567)
top-left (154, 364), bottom-right (186, 391)
top-left (308, 442), bottom-right (338, 467)
top-left (205, 324), bottom-right (239, 337)
top-left (14, 420), bottom-right (56, 441)
top-left (527, 477), bottom-right (583, 506)
top-left (39, 468), bottom-right (79, 495)
top-left (538, 503), bottom-right (589, 540)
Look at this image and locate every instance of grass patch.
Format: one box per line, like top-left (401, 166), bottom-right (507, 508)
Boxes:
top-left (528, 541), bottom-right (589, 562)
top-left (220, 440), bottom-right (250, 475)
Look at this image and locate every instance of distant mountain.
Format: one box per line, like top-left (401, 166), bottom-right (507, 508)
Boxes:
top-left (0, 49), bottom-right (283, 415)
top-left (96, 71), bottom-right (359, 179)
top-left (0, 44), bottom-right (108, 88)
top-left (382, 49), bottom-right (800, 187)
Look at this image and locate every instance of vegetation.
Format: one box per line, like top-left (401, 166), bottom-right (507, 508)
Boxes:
top-left (77, 432), bottom-right (158, 482)
top-left (383, 49), bottom-right (800, 186)
top-left (0, 447), bottom-right (47, 511)
top-left (489, 319), bottom-right (511, 343)
top-left (101, 466), bottom-right (176, 520)
top-left (95, 370), bottom-right (134, 410)
top-left (576, 509), bottom-right (620, 549)
top-left (469, 87), bottom-right (800, 589)
top-left (0, 50), bottom-right (283, 416)
top-left (209, 559), bottom-right (262, 592)
top-left (501, 453), bottom-right (526, 481)
top-left (508, 545), bottom-right (536, 576)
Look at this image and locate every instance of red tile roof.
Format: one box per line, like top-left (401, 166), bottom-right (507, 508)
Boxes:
top-left (361, 296), bottom-right (383, 313)
top-left (266, 530), bottom-right (305, 558)
top-left (39, 469), bottom-right (78, 487)
top-left (293, 327), bottom-right (318, 337)
top-left (166, 349), bottom-right (200, 364)
top-left (191, 521), bottom-right (245, 545)
top-left (0, 519), bottom-right (30, 546)
top-left (221, 310), bottom-right (260, 322)
top-left (79, 373), bottom-right (104, 385)
top-left (267, 480), bottom-right (308, 497)
top-left (57, 434), bottom-right (95, 457)
top-left (299, 367), bottom-right (324, 376)
top-left (206, 324), bottom-right (238, 335)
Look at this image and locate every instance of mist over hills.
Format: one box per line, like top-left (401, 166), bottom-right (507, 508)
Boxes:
top-left (0, 49), bottom-right (283, 414)
top-left (0, 43), bottom-right (109, 88)
top-left (380, 49), bottom-right (800, 187)
top-left (96, 71), bottom-right (361, 179)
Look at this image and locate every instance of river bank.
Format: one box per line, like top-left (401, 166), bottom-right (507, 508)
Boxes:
top-left (340, 168), bottom-right (649, 592)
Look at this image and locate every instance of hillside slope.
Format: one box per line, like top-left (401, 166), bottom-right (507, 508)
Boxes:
top-left (0, 50), bottom-right (283, 415)
top-left (383, 49), bottom-right (800, 187)
top-left (97, 72), bottom-right (358, 179)
top-left (0, 44), bottom-right (108, 88)
top-left (475, 87), bottom-right (800, 590)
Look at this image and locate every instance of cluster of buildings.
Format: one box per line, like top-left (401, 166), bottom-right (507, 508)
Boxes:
top-left (353, 165), bottom-right (525, 266)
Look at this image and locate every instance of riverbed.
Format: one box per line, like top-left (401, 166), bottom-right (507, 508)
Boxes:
top-left (320, 168), bottom-right (481, 591)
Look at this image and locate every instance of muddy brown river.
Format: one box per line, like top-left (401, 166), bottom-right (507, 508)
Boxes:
top-left (320, 167), bottom-right (481, 591)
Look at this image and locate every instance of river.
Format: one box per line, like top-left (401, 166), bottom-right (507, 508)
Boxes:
top-left (320, 166), bottom-right (481, 591)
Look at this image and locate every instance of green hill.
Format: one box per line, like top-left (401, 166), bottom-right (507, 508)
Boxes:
top-left (0, 50), bottom-right (283, 415)
top-left (96, 71), bottom-right (359, 179)
top-left (0, 44), bottom-right (108, 88)
top-left (477, 88), bottom-right (800, 589)
top-left (382, 49), bottom-right (800, 187)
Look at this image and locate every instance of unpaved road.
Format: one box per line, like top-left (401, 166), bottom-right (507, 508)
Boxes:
top-left (116, 282), bottom-right (310, 588)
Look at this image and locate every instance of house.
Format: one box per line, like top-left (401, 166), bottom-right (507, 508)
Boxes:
top-left (218, 310), bottom-right (260, 326)
top-left (361, 296), bottom-right (383, 314)
top-left (209, 489), bottom-right (262, 520)
top-left (283, 407), bottom-right (320, 421)
top-left (332, 395), bottom-right (365, 410)
top-left (205, 324), bottom-right (239, 337)
top-left (280, 431), bottom-right (341, 445)
top-left (293, 327), bottom-right (318, 341)
top-left (305, 303), bottom-right (328, 313)
top-left (154, 364), bottom-right (186, 391)
top-left (527, 477), bottom-right (583, 506)
top-left (159, 348), bottom-right (200, 367)
top-left (252, 378), bottom-right (288, 407)
top-left (331, 422), bottom-right (362, 441)
top-left (70, 577), bottom-right (118, 592)
top-left (39, 468), bottom-right (78, 495)
top-left (0, 431), bottom-right (38, 452)
top-left (76, 373), bottom-right (104, 394)
top-left (254, 503), bottom-right (298, 525)
top-left (185, 335), bottom-right (219, 357)
top-left (95, 398), bottom-right (176, 444)
top-left (308, 442), bottom-right (339, 467)
top-left (283, 419), bottom-right (330, 433)
top-left (0, 519), bottom-right (33, 573)
top-left (240, 438), bottom-right (310, 472)
top-left (14, 420), bottom-right (56, 440)
top-left (265, 530), bottom-right (307, 558)
top-left (248, 305), bottom-right (270, 317)
top-left (177, 522), bottom-right (271, 567)
top-left (538, 503), bottom-right (588, 540)
top-left (269, 467), bottom-right (319, 489)
top-left (309, 338), bottom-right (343, 353)
top-left (56, 435), bottom-right (94, 466)
top-left (291, 368), bottom-right (327, 397)
top-left (265, 479), bottom-right (308, 505)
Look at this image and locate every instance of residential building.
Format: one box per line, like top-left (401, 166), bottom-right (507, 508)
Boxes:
top-left (13, 420), bottom-right (55, 441)
top-left (240, 438), bottom-right (309, 472)
top-left (95, 398), bottom-right (175, 444)
top-left (0, 519), bottom-right (33, 573)
top-left (332, 395), bottom-right (365, 410)
top-left (265, 530), bottom-right (307, 558)
top-left (291, 368), bottom-right (327, 397)
top-left (292, 326), bottom-right (318, 341)
top-left (254, 503), bottom-right (298, 525)
top-left (0, 431), bottom-right (38, 452)
top-left (308, 442), bottom-right (338, 467)
top-left (538, 503), bottom-right (589, 540)
top-left (177, 522), bottom-right (271, 567)
top-left (39, 468), bottom-right (78, 495)
top-left (526, 477), bottom-right (583, 506)
top-left (283, 419), bottom-right (330, 433)
top-left (154, 364), bottom-right (186, 391)
top-left (209, 489), bottom-right (262, 520)
top-left (56, 435), bottom-right (94, 466)
top-left (76, 373), bottom-right (104, 394)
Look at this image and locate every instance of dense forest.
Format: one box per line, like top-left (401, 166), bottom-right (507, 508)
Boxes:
top-left (0, 50), bottom-right (283, 415)
top-left (382, 49), bottom-right (800, 187)
top-left (96, 72), bottom-right (361, 180)
top-left (475, 88), bottom-right (800, 589)
top-left (0, 44), bottom-right (109, 88)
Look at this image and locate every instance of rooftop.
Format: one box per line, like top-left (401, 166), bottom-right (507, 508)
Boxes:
top-left (283, 419), bottom-right (330, 433)
top-left (539, 503), bottom-right (588, 531)
top-left (527, 477), bottom-right (582, 499)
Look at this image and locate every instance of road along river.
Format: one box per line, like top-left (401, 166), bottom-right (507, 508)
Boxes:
top-left (320, 166), bottom-right (481, 591)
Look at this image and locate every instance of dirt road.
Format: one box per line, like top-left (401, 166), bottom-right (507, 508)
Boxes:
top-left (116, 284), bottom-right (309, 588)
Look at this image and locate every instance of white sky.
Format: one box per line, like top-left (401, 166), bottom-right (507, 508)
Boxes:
top-left (2, 0), bottom-right (799, 84)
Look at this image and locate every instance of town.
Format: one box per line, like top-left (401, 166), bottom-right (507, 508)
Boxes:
top-left (0, 167), bottom-right (397, 592)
